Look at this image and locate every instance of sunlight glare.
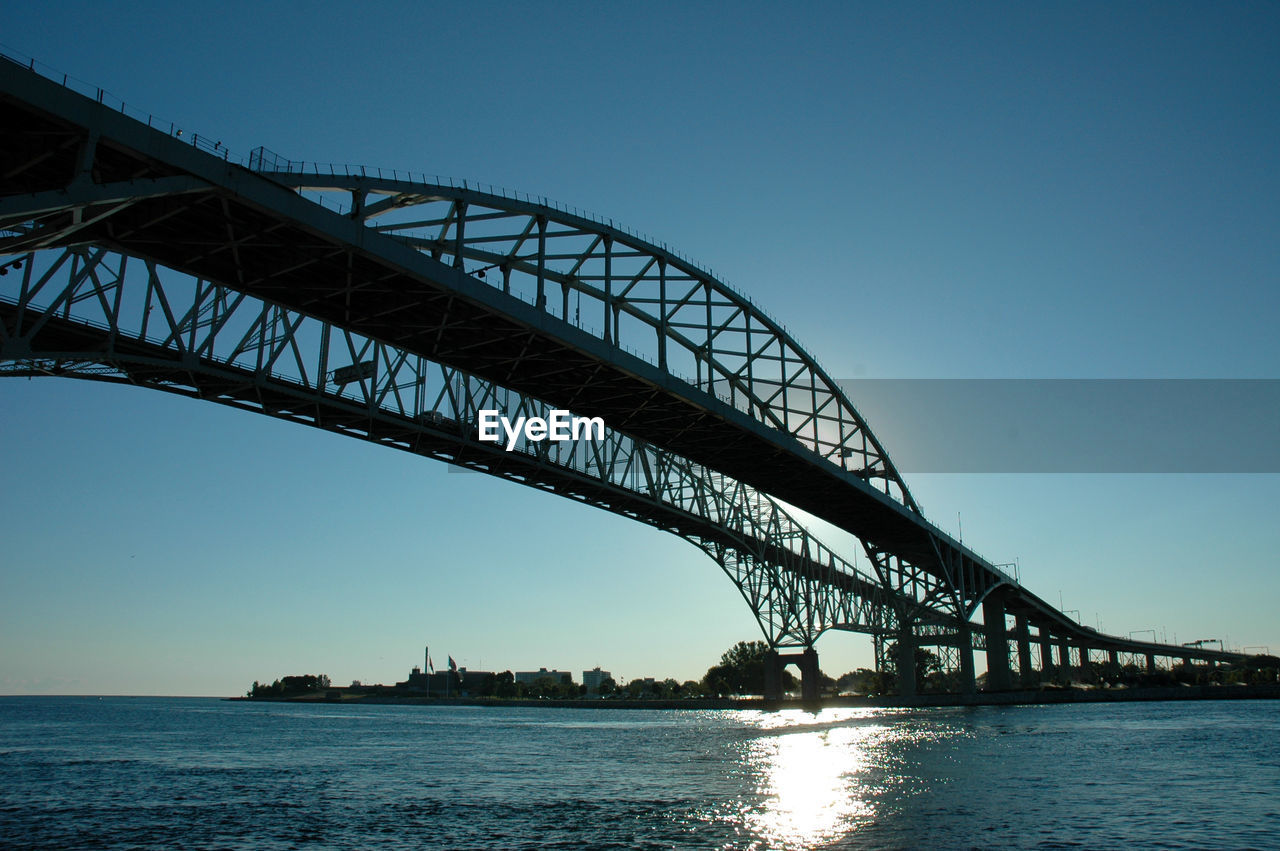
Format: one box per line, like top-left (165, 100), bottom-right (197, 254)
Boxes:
top-left (745, 722), bottom-right (881, 848)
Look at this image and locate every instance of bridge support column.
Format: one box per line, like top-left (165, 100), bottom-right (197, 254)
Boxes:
top-left (1040, 631), bottom-right (1055, 681)
top-left (800, 648), bottom-right (820, 703)
top-left (958, 621), bottom-right (976, 695)
top-left (1015, 617), bottom-right (1032, 687)
top-left (764, 648), bottom-right (820, 702)
top-left (1145, 652), bottom-right (1156, 674)
top-left (1059, 640), bottom-right (1072, 679)
top-left (763, 650), bottom-right (784, 702)
top-left (984, 594), bottom-right (1011, 691)
top-left (897, 621), bottom-right (917, 699)
top-left (1109, 649), bottom-right (1119, 666)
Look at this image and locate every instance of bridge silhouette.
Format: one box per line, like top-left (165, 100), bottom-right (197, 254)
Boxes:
top-left (0, 55), bottom-right (1243, 699)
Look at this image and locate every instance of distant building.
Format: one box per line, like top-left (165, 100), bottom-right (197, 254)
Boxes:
top-left (583, 667), bottom-right (612, 693)
top-left (400, 665), bottom-right (492, 696)
top-left (515, 668), bottom-right (573, 686)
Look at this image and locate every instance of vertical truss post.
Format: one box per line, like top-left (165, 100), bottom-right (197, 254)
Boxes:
top-left (603, 234), bottom-right (612, 344)
top-left (657, 257), bottom-right (667, 371)
top-left (535, 214), bottom-right (546, 309)
top-left (453, 201), bottom-right (467, 269)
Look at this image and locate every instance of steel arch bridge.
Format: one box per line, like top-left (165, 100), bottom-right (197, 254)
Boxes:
top-left (0, 55), bottom-right (1243, 698)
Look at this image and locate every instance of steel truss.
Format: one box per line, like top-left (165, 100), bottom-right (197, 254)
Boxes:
top-left (251, 152), bottom-right (916, 507)
top-left (0, 245), bottom-right (902, 647)
top-left (247, 162), bottom-right (999, 627)
top-left (0, 57), bottom-right (1246, 679)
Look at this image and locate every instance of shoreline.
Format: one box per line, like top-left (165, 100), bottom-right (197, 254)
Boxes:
top-left (229, 682), bottom-right (1280, 709)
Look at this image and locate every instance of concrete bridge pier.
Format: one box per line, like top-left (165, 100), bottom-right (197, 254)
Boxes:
top-left (1040, 631), bottom-right (1056, 681)
top-left (799, 648), bottom-right (820, 702)
top-left (958, 621), bottom-right (976, 695)
top-left (1059, 639), bottom-right (1072, 679)
top-left (1146, 652), bottom-right (1157, 674)
top-left (764, 650), bottom-right (782, 701)
top-left (763, 647), bottom-right (821, 702)
top-left (897, 620), bottom-right (918, 699)
top-left (984, 593), bottom-right (1012, 691)
top-left (1015, 617), bottom-right (1033, 686)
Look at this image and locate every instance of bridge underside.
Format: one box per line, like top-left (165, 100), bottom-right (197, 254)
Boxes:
top-left (0, 56), bottom-right (1247, 695)
top-left (0, 68), bottom-right (959, 603)
top-left (0, 244), bottom-right (914, 651)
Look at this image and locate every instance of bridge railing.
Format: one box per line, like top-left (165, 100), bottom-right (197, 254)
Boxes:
top-left (0, 47), bottom-right (237, 163)
top-left (245, 147), bottom-right (747, 310)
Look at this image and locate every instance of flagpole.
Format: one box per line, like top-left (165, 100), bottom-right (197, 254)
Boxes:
top-left (425, 645), bottom-right (430, 698)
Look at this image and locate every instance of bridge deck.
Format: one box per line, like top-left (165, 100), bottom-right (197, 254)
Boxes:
top-left (0, 57), bottom-right (1244, 666)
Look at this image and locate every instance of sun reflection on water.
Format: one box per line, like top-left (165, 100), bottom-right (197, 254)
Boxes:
top-left (740, 709), bottom-right (888, 849)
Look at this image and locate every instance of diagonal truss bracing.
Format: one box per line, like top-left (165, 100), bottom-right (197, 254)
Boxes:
top-left (0, 246), bottom-right (905, 647)
top-left (4, 57), bottom-right (1236, 672)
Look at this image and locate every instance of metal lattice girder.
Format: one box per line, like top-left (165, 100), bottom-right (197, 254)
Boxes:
top-left (0, 59), bottom-right (1002, 619)
top-left (0, 245), bottom-right (904, 646)
top-left (0, 57), bottom-right (1252, 668)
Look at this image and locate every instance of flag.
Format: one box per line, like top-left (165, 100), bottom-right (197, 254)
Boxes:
top-left (428, 657), bottom-right (435, 674)
top-left (448, 656), bottom-right (458, 672)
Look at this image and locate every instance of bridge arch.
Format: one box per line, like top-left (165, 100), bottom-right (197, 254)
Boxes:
top-left (0, 244), bottom-right (923, 650)
top-left (0, 56), bottom-right (1247, 694)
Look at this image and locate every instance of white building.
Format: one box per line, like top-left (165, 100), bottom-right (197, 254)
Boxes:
top-left (515, 667), bottom-right (573, 686)
top-left (582, 667), bottom-right (612, 693)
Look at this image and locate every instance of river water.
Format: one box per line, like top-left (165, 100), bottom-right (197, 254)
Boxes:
top-left (1, 697), bottom-right (1277, 849)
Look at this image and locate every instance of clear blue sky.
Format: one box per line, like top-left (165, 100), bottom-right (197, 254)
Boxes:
top-left (1, 2), bottom-right (1277, 695)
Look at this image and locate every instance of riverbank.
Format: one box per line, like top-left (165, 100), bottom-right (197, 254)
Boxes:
top-left (230, 682), bottom-right (1280, 709)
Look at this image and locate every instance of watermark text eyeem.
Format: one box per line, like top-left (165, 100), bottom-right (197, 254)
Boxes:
top-left (477, 410), bottom-right (605, 451)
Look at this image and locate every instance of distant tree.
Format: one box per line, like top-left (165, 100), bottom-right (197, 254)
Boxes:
top-left (529, 676), bottom-right (559, 699)
top-left (491, 671), bottom-right (517, 698)
top-left (882, 645), bottom-right (942, 694)
top-left (701, 640), bottom-right (789, 696)
top-left (250, 675), bottom-right (334, 698)
top-left (681, 680), bottom-right (704, 697)
top-left (704, 674), bottom-right (731, 698)
top-left (598, 677), bottom-right (617, 697)
top-left (835, 668), bottom-right (885, 695)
